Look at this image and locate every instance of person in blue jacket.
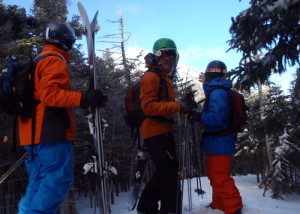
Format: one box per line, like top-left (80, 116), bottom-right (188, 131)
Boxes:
top-left (193, 60), bottom-right (243, 214)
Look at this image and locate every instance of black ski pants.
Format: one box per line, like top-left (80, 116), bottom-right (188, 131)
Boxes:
top-left (137, 133), bottom-right (180, 214)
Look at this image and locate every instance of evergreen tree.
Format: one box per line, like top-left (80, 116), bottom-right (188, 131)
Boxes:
top-left (232, 86), bottom-right (288, 171)
top-left (32, 0), bottom-right (69, 28)
top-left (261, 68), bottom-right (300, 198)
top-left (227, 0), bottom-right (300, 91)
top-left (227, 0), bottom-right (300, 198)
top-left (0, 3), bottom-right (37, 65)
top-left (0, 3), bottom-right (37, 213)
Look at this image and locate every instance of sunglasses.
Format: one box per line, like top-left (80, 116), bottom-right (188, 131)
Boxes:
top-left (160, 50), bottom-right (178, 60)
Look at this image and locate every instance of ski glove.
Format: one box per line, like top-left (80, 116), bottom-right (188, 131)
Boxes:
top-left (180, 103), bottom-right (196, 115)
top-left (180, 103), bottom-right (189, 114)
top-left (180, 91), bottom-right (198, 114)
top-left (80, 90), bottom-right (108, 108)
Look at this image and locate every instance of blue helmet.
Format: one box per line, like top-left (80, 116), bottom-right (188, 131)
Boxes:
top-left (43, 22), bottom-right (76, 51)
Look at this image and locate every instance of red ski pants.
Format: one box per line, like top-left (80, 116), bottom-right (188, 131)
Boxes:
top-left (206, 154), bottom-right (243, 214)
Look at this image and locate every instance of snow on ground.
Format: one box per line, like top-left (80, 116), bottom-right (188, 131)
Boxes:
top-left (76, 174), bottom-right (300, 214)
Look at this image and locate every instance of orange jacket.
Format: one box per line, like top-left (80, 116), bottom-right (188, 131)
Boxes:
top-left (140, 66), bottom-right (181, 139)
top-left (18, 44), bottom-right (82, 146)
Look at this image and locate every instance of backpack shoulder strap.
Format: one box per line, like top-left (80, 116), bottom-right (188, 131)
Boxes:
top-left (207, 85), bottom-right (230, 95)
top-left (147, 69), bottom-right (169, 101)
top-left (33, 52), bottom-right (67, 80)
top-left (34, 51), bottom-right (66, 64)
top-left (205, 85), bottom-right (230, 107)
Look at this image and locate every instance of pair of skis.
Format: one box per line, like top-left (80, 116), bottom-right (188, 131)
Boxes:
top-left (77, 2), bottom-right (108, 214)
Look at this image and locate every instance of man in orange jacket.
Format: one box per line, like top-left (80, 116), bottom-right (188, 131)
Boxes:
top-left (18, 22), bottom-right (107, 214)
top-left (137, 38), bottom-right (184, 214)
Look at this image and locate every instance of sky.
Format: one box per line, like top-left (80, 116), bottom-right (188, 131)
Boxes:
top-left (75, 175), bottom-right (300, 214)
top-left (3, 0), bottom-right (296, 92)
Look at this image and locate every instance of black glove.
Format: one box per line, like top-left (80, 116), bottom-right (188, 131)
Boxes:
top-left (80, 90), bottom-right (108, 108)
top-left (180, 91), bottom-right (198, 114)
top-left (180, 103), bottom-right (192, 114)
top-left (180, 104), bottom-right (203, 122)
top-left (185, 91), bottom-right (198, 109)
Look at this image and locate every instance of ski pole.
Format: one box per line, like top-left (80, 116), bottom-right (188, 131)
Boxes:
top-left (176, 115), bottom-right (186, 214)
top-left (0, 152), bottom-right (29, 184)
top-left (186, 116), bottom-right (193, 211)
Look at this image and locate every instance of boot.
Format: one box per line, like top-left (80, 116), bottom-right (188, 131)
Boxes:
top-left (232, 209), bottom-right (242, 214)
top-left (137, 211), bottom-right (160, 214)
top-left (205, 203), bottom-right (216, 210)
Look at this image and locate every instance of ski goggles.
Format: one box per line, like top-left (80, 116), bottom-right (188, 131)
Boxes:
top-left (205, 68), bottom-right (227, 73)
top-left (160, 49), bottom-right (178, 60)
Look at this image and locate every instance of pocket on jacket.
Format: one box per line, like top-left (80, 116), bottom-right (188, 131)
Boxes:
top-left (40, 106), bottom-right (70, 142)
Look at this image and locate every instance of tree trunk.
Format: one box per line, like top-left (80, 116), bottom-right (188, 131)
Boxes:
top-left (120, 11), bottom-right (131, 86)
top-left (257, 79), bottom-right (273, 170)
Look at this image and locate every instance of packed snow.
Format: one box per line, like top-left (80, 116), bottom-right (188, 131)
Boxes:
top-left (76, 174), bottom-right (300, 214)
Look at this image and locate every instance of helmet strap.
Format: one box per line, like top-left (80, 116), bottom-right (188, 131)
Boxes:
top-left (167, 54), bottom-right (179, 80)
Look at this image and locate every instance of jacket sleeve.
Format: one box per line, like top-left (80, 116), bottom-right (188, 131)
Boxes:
top-left (140, 72), bottom-right (180, 119)
top-left (201, 89), bottom-right (230, 132)
top-left (38, 56), bottom-right (82, 107)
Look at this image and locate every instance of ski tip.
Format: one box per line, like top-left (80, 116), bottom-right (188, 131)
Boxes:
top-left (91, 11), bottom-right (99, 26)
top-left (77, 2), bottom-right (87, 17)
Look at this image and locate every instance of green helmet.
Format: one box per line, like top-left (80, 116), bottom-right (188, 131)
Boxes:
top-left (153, 38), bottom-right (178, 57)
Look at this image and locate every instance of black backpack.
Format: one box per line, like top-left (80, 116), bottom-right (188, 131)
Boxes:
top-left (204, 85), bottom-right (248, 136)
top-left (124, 69), bottom-right (168, 147)
top-left (0, 53), bottom-right (63, 149)
top-left (0, 53), bottom-right (63, 118)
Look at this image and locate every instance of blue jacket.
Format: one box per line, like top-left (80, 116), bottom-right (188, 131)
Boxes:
top-left (200, 77), bottom-right (236, 155)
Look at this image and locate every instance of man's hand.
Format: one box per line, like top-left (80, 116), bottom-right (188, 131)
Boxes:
top-left (180, 91), bottom-right (198, 115)
top-left (199, 72), bottom-right (205, 83)
top-left (80, 90), bottom-right (108, 108)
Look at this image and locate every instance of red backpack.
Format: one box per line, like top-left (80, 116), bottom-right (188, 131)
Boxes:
top-left (205, 86), bottom-right (248, 136)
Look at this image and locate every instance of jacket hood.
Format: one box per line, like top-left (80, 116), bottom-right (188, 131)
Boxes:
top-left (203, 77), bottom-right (232, 95)
top-left (145, 64), bottom-right (169, 77)
top-left (144, 52), bottom-right (169, 77)
top-left (42, 44), bottom-right (71, 63)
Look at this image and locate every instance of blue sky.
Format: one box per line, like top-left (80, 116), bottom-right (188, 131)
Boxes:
top-left (3, 0), bottom-right (295, 92)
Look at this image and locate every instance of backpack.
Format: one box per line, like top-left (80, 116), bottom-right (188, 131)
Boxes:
top-left (124, 69), bottom-right (169, 147)
top-left (205, 85), bottom-right (248, 136)
top-left (0, 52), bottom-right (64, 149)
top-left (0, 52), bottom-right (64, 118)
